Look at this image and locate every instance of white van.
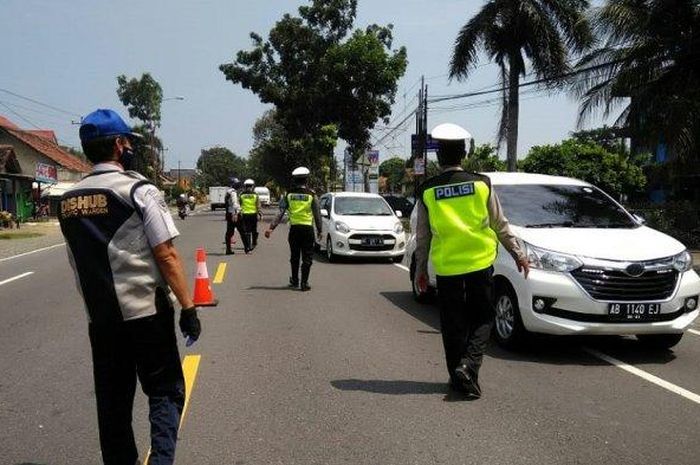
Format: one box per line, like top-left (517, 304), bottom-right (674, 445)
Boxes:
top-left (208, 186), bottom-right (228, 211)
top-left (404, 172), bottom-right (700, 350)
top-left (254, 186), bottom-right (271, 206)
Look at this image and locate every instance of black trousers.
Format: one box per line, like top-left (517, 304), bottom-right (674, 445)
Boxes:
top-left (225, 214), bottom-right (246, 252)
top-left (88, 309), bottom-right (185, 465)
top-left (288, 225), bottom-right (315, 285)
top-left (436, 266), bottom-right (495, 381)
top-left (241, 214), bottom-right (258, 250)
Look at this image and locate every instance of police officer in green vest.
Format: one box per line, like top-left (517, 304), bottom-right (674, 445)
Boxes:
top-left (415, 123), bottom-right (529, 399)
top-left (265, 167), bottom-right (322, 291)
top-left (239, 179), bottom-right (262, 253)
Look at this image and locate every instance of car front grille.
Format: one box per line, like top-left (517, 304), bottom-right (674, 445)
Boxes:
top-left (348, 234), bottom-right (396, 252)
top-left (571, 267), bottom-right (679, 302)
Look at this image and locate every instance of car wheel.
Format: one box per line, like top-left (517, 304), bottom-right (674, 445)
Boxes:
top-left (635, 333), bottom-right (683, 350)
top-left (410, 256), bottom-right (434, 303)
top-left (326, 236), bottom-right (337, 263)
top-left (493, 282), bottom-right (527, 350)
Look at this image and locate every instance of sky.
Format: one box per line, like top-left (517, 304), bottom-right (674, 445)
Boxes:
top-left (1, 0), bottom-right (608, 170)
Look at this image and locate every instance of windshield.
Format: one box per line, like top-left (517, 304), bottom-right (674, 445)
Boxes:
top-left (495, 184), bottom-right (637, 228)
top-left (334, 197), bottom-right (394, 216)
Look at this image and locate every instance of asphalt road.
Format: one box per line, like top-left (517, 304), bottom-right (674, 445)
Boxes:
top-left (1, 208), bottom-right (700, 465)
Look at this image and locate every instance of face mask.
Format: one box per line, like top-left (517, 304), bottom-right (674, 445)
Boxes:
top-left (120, 146), bottom-right (135, 171)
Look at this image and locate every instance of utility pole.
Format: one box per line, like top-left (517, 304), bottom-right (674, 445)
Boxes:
top-left (413, 75), bottom-right (428, 195)
top-left (177, 160), bottom-right (181, 187)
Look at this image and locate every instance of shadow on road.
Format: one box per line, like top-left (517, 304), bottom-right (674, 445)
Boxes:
top-left (380, 291), bottom-right (678, 367)
top-left (331, 379), bottom-right (447, 395)
top-left (246, 285), bottom-right (295, 291)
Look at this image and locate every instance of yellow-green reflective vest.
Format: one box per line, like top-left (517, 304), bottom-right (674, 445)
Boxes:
top-left (422, 177), bottom-right (498, 276)
top-left (240, 193), bottom-right (258, 214)
top-left (287, 193), bottom-right (313, 226)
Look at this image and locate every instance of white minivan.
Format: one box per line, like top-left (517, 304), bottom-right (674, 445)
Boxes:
top-left (255, 186), bottom-right (271, 206)
top-left (317, 192), bottom-right (406, 261)
top-left (404, 172), bottom-right (700, 350)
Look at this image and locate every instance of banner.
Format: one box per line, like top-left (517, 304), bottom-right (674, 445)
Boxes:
top-left (35, 162), bottom-right (58, 184)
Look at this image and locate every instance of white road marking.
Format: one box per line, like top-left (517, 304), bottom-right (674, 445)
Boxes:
top-left (584, 348), bottom-right (700, 405)
top-left (0, 243), bottom-right (65, 263)
top-left (393, 263), bottom-right (409, 272)
top-left (0, 271), bottom-right (35, 286)
top-left (688, 329), bottom-right (700, 337)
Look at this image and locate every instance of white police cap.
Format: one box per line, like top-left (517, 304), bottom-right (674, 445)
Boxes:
top-left (292, 166), bottom-right (310, 177)
top-left (431, 123), bottom-right (472, 142)
top-left (243, 178), bottom-right (255, 186)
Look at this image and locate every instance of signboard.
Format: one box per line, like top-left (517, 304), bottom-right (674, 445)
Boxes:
top-left (35, 162), bottom-right (58, 184)
top-left (414, 157), bottom-right (425, 176)
top-left (344, 149), bottom-right (379, 192)
top-left (411, 134), bottom-right (440, 152)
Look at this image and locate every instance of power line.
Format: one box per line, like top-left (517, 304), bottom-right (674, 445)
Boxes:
top-left (0, 101), bottom-right (43, 129)
top-left (0, 87), bottom-right (82, 117)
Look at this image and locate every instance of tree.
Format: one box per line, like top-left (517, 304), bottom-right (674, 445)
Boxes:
top-left (572, 0), bottom-right (700, 163)
top-left (195, 147), bottom-right (247, 188)
top-left (462, 144), bottom-right (506, 172)
top-left (449, 0), bottom-right (592, 171)
top-left (129, 124), bottom-right (162, 182)
top-left (379, 157), bottom-right (407, 192)
top-left (219, 0), bottom-right (407, 178)
top-left (520, 139), bottom-right (646, 197)
top-left (116, 73), bottom-right (163, 179)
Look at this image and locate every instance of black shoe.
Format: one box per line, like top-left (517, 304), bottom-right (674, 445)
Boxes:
top-left (300, 283), bottom-right (311, 292)
top-left (226, 250), bottom-right (234, 255)
top-left (288, 278), bottom-right (299, 288)
top-left (454, 365), bottom-right (481, 399)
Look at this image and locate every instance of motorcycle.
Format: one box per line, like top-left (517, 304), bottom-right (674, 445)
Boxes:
top-left (178, 205), bottom-right (187, 220)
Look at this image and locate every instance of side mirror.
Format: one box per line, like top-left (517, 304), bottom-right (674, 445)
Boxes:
top-left (633, 214), bottom-right (646, 225)
top-left (395, 210), bottom-right (403, 218)
top-left (320, 208), bottom-right (329, 218)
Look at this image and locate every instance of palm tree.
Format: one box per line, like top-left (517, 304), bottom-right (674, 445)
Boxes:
top-left (573, 0), bottom-right (700, 163)
top-left (450, 0), bottom-right (593, 171)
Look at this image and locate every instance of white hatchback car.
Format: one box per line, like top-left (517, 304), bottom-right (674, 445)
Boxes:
top-left (404, 172), bottom-right (700, 350)
top-left (317, 192), bottom-right (407, 261)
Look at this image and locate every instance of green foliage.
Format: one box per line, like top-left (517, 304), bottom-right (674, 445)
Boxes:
top-left (116, 73), bottom-right (163, 128)
top-left (195, 147), bottom-right (247, 188)
top-left (462, 144), bottom-right (506, 172)
top-left (450, 0), bottom-right (592, 171)
top-left (220, 0), bottom-right (407, 164)
top-left (573, 0), bottom-right (700, 162)
top-left (379, 157), bottom-right (406, 192)
top-left (521, 140), bottom-right (647, 197)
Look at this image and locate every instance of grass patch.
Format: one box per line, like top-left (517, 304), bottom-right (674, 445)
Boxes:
top-left (0, 232), bottom-right (44, 240)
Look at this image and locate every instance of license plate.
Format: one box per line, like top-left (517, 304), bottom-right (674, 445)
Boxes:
top-left (362, 237), bottom-right (383, 246)
top-left (608, 303), bottom-right (662, 320)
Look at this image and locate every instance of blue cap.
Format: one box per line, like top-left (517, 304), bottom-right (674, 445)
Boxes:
top-left (79, 109), bottom-right (139, 143)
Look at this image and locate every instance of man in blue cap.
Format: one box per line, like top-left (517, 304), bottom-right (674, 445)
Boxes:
top-left (57, 109), bottom-right (202, 465)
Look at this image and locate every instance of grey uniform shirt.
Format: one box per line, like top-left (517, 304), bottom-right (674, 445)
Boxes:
top-left (415, 167), bottom-right (526, 278)
top-left (93, 163), bottom-right (179, 247)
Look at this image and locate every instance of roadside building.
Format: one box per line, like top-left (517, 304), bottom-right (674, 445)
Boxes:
top-left (167, 168), bottom-right (197, 190)
top-left (0, 116), bottom-right (91, 220)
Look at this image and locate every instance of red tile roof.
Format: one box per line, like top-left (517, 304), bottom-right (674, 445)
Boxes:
top-left (27, 129), bottom-right (58, 144)
top-left (0, 116), bottom-right (20, 129)
top-left (2, 127), bottom-right (92, 173)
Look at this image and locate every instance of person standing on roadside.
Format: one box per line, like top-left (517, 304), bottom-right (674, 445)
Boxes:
top-left (58, 109), bottom-right (202, 465)
top-left (264, 167), bottom-right (322, 291)
top-left (224, 177), bottom-right (241, 255)
top-left (414, 123), bottom-right (529, 399)
top-left (239, 178), bottom-right (262, 253)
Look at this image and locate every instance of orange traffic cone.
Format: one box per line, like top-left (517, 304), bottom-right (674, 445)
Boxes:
top-left (193, 247), bottom-right (218, 307)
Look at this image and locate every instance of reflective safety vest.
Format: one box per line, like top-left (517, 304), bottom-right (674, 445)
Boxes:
top-left (287, 192), bottom-right (313, 226)
top-left (421, 175), bottom-right (498, 276)
top-left (239, 193), bottom-right (258, 214)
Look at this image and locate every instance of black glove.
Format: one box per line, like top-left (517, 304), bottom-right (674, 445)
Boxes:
top-left (179, 307), bottom-right (201, 342)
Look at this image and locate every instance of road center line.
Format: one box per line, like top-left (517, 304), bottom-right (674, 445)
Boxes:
top-left (0, 243), bottom-right (65, 263)
top-left (0, 271), bottom-right (34, 286)
top-left (584, 348), bottom-right (700, 405)
top-left (393, 263), bottom-right (409, 272)
top-left (688, 329), bottom-right (700, 337)
top-left (213, 263), bottom-right (227, 284)
top-left (143, 354), bottom-right (201, 463)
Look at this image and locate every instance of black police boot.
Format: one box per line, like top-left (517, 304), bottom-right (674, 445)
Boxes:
top-left (226, 249), bottom-right (234, 255)
top-left (454, 365), bottom-right (481, 399)
top-left (289, 277), bottom-right (299, 288)
top-left (300, 282), bottom-right (311, 292)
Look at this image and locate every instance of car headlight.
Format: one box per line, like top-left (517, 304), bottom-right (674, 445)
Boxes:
top-left (673, 250), bottom-right (693, 272)
top-left (394, 222), bottom-right (404, 234)
top-left (525, 242), bottom-right (583, 273)
top-left (335, 221), bottom-right (351, 234)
